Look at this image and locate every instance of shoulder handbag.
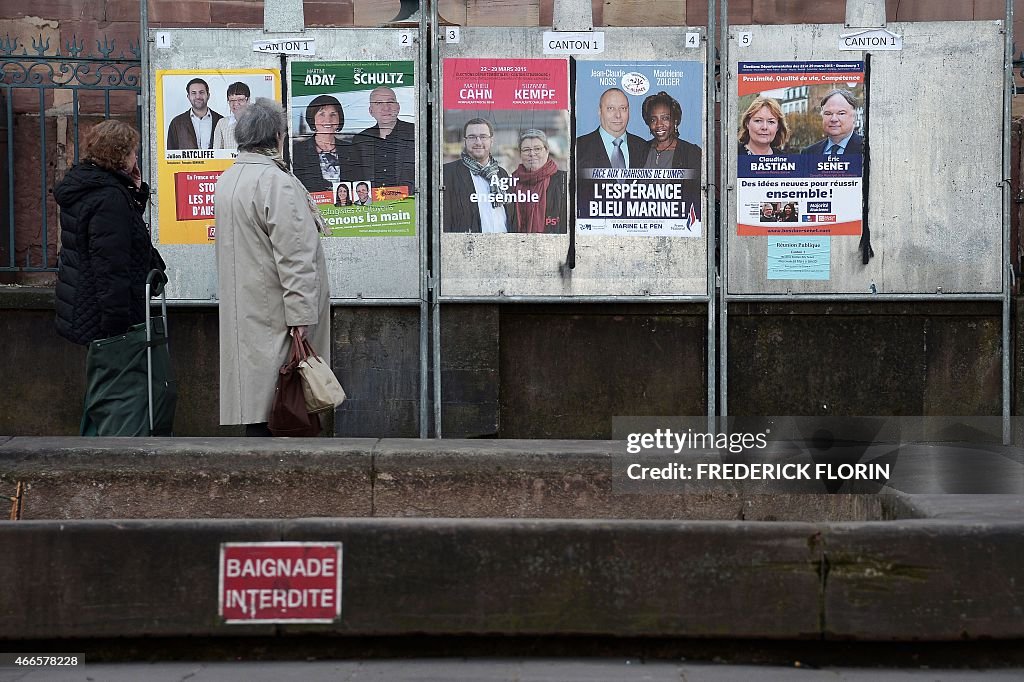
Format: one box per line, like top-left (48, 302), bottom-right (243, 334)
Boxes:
top-left (297, 337), bottom-right (347, 414)
top-left (268, 334), bottom-right (321, 437)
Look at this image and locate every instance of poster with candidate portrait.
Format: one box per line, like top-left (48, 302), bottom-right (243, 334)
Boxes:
top-left (736, 61), bottom-right (865, 237)
top-left (290, 60), bottom-right (416, 237)
top-left (155, 69), bottom-right (280, 244)
top-left (574, 60), bottom-right (703, 237)
top-left (441, 58), bottom-right (569, 234)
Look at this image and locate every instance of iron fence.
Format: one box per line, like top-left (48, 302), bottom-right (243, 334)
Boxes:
top-left (1, 33), bottom-right (141, 273)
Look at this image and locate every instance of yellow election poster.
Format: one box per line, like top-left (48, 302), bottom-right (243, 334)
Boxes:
top-left (155, 69), bottom-right (282, 244)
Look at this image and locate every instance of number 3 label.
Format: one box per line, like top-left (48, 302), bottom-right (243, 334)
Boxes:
top-left (446, 27), bottom-right (461, 43)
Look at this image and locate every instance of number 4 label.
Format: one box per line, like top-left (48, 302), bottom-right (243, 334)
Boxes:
top-left (685, 33), bottom-right (699, 48)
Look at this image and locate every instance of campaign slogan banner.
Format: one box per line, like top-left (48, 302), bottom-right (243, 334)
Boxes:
top-left (219, 542), bottom-right (342, 623)
top-left (155, 69), bottom-right (280, 244)
top-left (441, 58), bottom-right (570, 234)
top-left (574, 60), bottom-right (703, 237)
top-left (290, 60), bottom-right (416, 237)
top-left (736, 61), bottom-right (865, 237)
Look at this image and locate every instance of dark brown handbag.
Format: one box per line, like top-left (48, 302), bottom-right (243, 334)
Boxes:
top-left (268, 333), bottom-right (321, 437)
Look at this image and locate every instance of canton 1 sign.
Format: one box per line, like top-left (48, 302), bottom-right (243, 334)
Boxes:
top-left (219, 542), bottom-right (343, 624)
top-left (839, 29), bottom-right (902, 51)
top-left (543, 31), bottom-right (605, 54)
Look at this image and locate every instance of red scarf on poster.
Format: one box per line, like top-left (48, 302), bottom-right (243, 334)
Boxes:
top-left (513, 159), bottom-right (558, 233)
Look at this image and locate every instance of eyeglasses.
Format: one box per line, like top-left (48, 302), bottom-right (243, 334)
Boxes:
top-left (465, 134), bottom-right (492, 142)
top-left (520, 146), bottom-right (545, 154)
top-left (370, 100), bottom-right (400, 106)
top-left (227, 97), bottom-right (249, 104)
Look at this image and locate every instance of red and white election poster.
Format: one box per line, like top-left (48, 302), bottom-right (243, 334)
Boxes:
top-left (219, 542), bottom-right (343, 623)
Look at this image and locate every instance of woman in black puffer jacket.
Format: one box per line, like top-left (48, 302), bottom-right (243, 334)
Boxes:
top-left (54, 120), bottom-right (165, 345)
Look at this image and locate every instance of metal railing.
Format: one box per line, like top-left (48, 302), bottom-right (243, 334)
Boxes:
top-left (1, 33), bottom-right (141, 273)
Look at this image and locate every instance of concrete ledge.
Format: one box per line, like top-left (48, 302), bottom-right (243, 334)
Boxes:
top-left (1, 437), bottom-right (1022, 642)
top-left (0, 437), bottom-right (883, 521)
top-left (0, 518), bottom-right (821, 639)
top-left (823, 522), bottom-right (1024, 640)
top-left (0, 437), bottom-right (377, 519)
top-left (0, 517), bottom-right (1021, 641)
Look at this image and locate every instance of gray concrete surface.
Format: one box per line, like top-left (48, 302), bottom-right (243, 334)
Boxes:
top-left (1, 658), bottom-right (1023, 681)
top-left (1, 438), bottom-right (1023, 642)
top-left (0, 437), bottom-right (887, 521)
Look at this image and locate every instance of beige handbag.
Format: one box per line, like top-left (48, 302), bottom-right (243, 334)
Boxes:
top-left (297, 337), bottom-right (347, 413)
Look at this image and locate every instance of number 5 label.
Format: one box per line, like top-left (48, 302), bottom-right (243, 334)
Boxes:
top-left (737, 31), bottom-right (752, 47)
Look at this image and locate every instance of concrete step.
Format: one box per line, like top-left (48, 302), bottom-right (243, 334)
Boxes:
top-left (1, 437), bottom-right (1022, 643)
top-left (0, 437), bottom-right (887, 521)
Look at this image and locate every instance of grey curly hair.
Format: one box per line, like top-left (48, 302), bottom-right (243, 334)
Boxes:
top-left (234, 97), bottom-right (286, 152)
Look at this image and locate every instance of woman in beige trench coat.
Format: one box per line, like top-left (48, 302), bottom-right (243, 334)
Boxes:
top-left (214, 98), bottom-right (331, 435)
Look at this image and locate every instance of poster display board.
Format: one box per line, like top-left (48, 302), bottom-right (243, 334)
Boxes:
top-left (574, 60), bottom-right (703, 238)
top-left (438, 27), bottom-right (709, 299)
top-left (724, 22), bottom-right (1003, 295)
top-left (147, 29), bottom-right (423, 301)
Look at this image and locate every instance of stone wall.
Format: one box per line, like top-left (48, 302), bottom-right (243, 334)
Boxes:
top-left (0, 289), bottom-right (1009, 438)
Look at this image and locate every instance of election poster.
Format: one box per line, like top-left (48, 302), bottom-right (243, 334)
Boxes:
top-left (574, 60), bottom-right (703, 237)
top-left (290, 60), bottom-right (416, 237)
top-left (736, 61), bottom-right (866, 237)
top-left (441, 58), bottom-right (569, 234)
top-left (155, 69), bottom-right (280, 244)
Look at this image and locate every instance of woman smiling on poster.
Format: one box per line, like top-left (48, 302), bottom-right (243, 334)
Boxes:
top-left (511, 129), bottom-right (566, 234)
top-left (738, 96), bottom-right (789, 156)
top-left (779, 203), bottom-right (798, 222)
top-left (293, 95), bottom-right (347, 193)
top-left (334, 182), bottom-right (353, 207)
top-left (641, 91), bottom-right (700, 171)
top-left (640, 91), bottom-right (702, 221)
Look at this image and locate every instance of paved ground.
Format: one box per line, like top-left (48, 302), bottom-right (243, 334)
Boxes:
top-left (2, 659), bottom-right (1023, 681)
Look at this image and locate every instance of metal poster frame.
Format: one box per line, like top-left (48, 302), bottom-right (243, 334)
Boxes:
top-left (430, 2), bottom-right (718, 437)
top-left (144, 23), bottom-right (430, 437)
top-left (717, 0), bottom-right (1014, 442)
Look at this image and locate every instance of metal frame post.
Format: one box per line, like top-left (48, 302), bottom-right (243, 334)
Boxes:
top-left (1004, 0), bottom-right (1014, 444)
top-left (718, 0), bottom-right (730, 422)
top-left (430, 0), bottom-right (443, 438)
top-left (419, 4), bottom-right (430, 438)
top-left (706, 0), bottom-right (718, 433)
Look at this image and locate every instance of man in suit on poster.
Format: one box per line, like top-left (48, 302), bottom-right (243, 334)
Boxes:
top-left (801, 89), bottom-right (863, 156)
top-left (576, 87), bottom-right (648, 209)
top-left (166, 78), bottom-right (223, 150)
top-left (442, 118), bottom-right (514, 233)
